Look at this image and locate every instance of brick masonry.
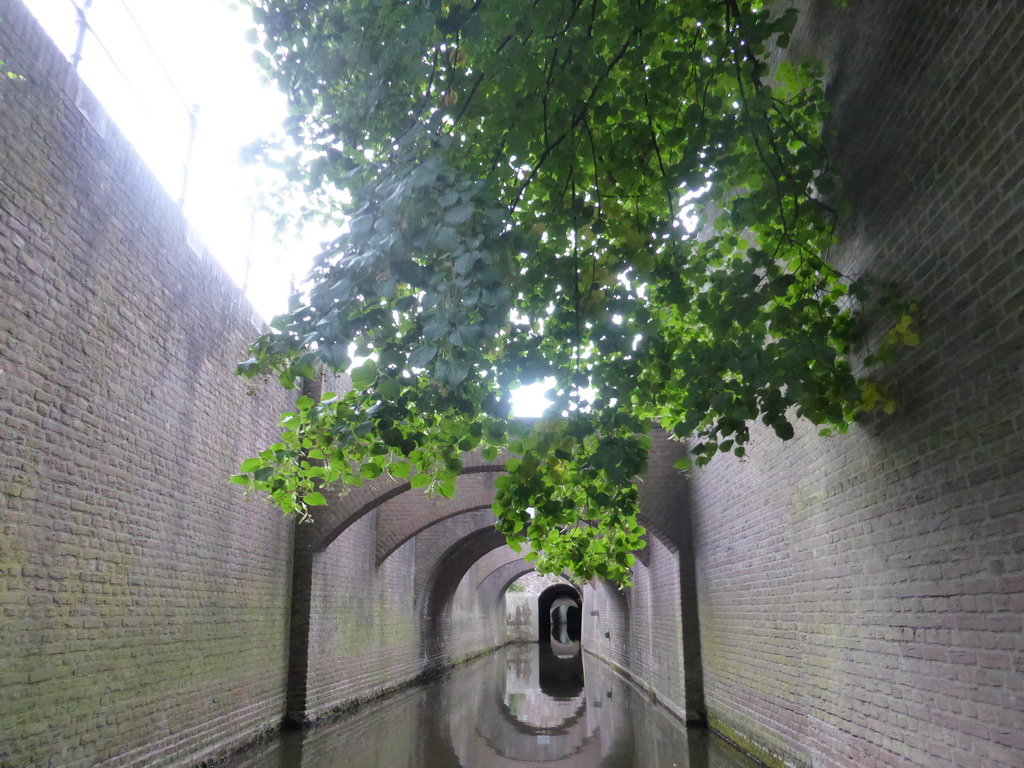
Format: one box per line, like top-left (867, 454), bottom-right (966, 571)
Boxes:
top-left (0, 0), bottom-right (525, 759)
top-left (0, 1), bottom-right (297, 765)
top-left (687, 1), bottom-right (1024, 766)
top-left (2, 0), bottom-right (1023, 766)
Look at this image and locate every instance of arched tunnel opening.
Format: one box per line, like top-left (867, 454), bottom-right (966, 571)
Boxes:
top-left (534, 584), bottom-right (585, 699)
top-left (536, 584), bottom-right (582, 645)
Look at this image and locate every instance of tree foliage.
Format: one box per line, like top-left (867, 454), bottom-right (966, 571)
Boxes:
top-left (234, 0), bottom-right (908, 584)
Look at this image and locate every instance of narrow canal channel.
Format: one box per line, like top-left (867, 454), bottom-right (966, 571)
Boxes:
top-left (227, 644), bottom-right (761, 767)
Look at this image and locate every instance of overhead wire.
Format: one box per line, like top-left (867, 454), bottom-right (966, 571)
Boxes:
top-left (111, 0), bottom-right (195, 117)
top-left (62, 0), bottom-right (199, 205)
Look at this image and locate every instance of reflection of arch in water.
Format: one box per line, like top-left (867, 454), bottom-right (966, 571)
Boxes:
top-left (499, 645), bottom-right (585, 732)
top-left (482, 645), bottom-right (592, 764)
top-left (538, 584), bottom-right (582, 643)
top-left (441, 645), bottom-right (596, 766)
top-left (550, 637), bottom-right (580, 659)
top-left (495, 687), bottom-right (587, 737)
top-left (538, 642), bottom-right (584, 699)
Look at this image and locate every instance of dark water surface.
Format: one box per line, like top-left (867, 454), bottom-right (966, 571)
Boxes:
top-left (227, 644), bottom-right (760, 768)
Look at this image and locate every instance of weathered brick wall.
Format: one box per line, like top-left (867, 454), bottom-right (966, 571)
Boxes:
top-left (576, 431), bottom-right (706, 725)
top-left (299, 506), bottom-right (511, 723)
top-left (691, 1), bottom-right (1024, 766)
top-left (626, 537), bottom-right (689, 721)
top-left (302, 510), bottom-right (509, 723)
top-left (581, 536), bottom-right (694, 723)
top-left (0, 1), bottom-right (296, 765)
top-left (6, 0), bottom-right (1020, 764)
top-left (582, 581), bottom-right (631, 671)
top-left (505, 592), bottom-right (537, 641)
top-left (445, 556), bottom-right (507, 657)
top-left (302, 513), bottom-right (423, 720)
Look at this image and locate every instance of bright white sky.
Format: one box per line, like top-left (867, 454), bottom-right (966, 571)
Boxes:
top-left (23, 0), bottom-right (306, 319)
top-left (22, 0), bottom-right (552, 415)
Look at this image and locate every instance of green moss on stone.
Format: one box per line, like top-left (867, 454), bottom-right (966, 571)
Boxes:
top-left (708, 715), bottom-right (801, 768)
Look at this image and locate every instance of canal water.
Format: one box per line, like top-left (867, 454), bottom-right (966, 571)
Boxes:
top-left (227, 644), bottom-right (761, 768)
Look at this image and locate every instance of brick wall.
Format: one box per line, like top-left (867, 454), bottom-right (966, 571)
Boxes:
top-left (582, 580), bottom-right (631, 671)
top-left (575, 431), bottom-right (703, 725)
top-left (296, 506), bottom-right (513, 724)
top-left (690, 1), bottom-right (1024, 766)
top-left (627, 537), bottom-right (689, 720)
top-left (0, 1), bottom-right (296, 765)
top-left (582, 535), bottom-right (697, 723)
top-left (445, 556), bottom-right (507, 658)
top-left (302, 513), bottom-right (422, 720)
top-left (505, 592), bottom-right (537, 641)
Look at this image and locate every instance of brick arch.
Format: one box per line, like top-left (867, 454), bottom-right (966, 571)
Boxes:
top-left (478, 560), bottom-right (534, 606)
top-left (377, 499), bottom-right (494, 566)
top-left (375, 474), bottom-right (503, 564)
top-left (304, 431), bottom-right (687, 556)
top-left (399, 430), bottom-right (688, 619)
top-left (308, 453), bottom-right (507, 552)
top-left (411, 508), bottom-right (500, 602)
top-left (418, 526), bottom-right (511, 667)
top-left (472, 547), bottom-right (533, 589)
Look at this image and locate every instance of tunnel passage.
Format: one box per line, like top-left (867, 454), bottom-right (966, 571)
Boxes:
top-left (537, 584), bottom-right (582, 644)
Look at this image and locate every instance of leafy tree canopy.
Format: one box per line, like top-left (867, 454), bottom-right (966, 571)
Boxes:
top-left (234, 0), bottom-right (908, 584)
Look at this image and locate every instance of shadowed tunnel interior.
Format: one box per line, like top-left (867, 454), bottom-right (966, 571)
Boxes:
top-left (537, 584), bottom-right (582, 644)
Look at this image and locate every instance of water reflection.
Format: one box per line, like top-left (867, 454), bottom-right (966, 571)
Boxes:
top-left (227, 645), bottom-right (760, 768)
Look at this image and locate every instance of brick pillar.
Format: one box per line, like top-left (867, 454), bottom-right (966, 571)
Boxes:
top-left (677, 482), bottom-right (707, 723)
top-left (283, 529), bottom-right (314, 725)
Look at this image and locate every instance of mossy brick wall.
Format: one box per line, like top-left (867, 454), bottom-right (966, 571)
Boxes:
top-left (0, 1), bottom-right (296, 765)
top-left (690, 1), bottom-right (1024, 766)
top-left (4, 0), bottom-right (1023, 764)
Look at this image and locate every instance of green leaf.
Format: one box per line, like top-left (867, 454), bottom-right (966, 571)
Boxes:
top-left (351, 360), bottom-right (378, 390)
top-left (437, 358), bottom-right (470, 386)
top-left (360, 462), bottom-right (383, 479)
top-left (303, 491), bottom-right (327, 506)
top-left (444, 202), bottom-right (473, 225)
top-left (240, 458), bottom-right (262, 473)
top-left (437, 477), bottom-right (456, 498)
top-left (772, 420), bottom-right (795, 440)
top-left (236, 357), bottom-right (260, 377)
top-left (408, 345), bottom-right (437, 369)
